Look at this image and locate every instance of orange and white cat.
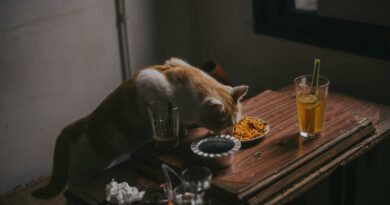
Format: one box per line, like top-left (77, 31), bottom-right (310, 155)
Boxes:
top-left (32, 58), bottom-right (248, 198)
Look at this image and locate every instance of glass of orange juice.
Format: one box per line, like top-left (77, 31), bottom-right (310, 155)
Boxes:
top-left (294, 75), bottom-right (329, 139)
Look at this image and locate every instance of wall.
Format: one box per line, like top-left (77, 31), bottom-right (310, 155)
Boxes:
top-left (126, 0), bottom-right (157, 73)
top-left (126, 0), bottom-right (197, 72)
top-left (189, 0), bottom-right (390, 104)
top-left (133, 0), bottom-right (389, 104)
top-left (0, 0), bottom-right (122, 194)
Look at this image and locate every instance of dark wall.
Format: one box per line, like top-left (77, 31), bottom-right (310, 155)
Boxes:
top-left (133, 0), bottom-right (390, 105)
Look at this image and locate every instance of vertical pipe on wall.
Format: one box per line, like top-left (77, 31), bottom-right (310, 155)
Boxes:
top-left (115, 0), bottom-right (131, 81)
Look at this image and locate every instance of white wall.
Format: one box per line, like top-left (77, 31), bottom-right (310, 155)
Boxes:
top-left (0, 0), bottom-right (122, 193)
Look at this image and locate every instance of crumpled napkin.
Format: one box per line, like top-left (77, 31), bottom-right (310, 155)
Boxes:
top-left (105, 178), bottom-right (145, 205)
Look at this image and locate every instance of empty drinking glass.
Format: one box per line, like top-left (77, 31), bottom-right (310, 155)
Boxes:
top-left (181, 166), bottom-right (212, 194)
top-left (173, 185), bottom-right (204, 205)
top-left (147, 101), bottom-right (179, 152)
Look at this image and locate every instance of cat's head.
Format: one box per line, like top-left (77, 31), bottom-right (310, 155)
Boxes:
top-left (199, 85), bottom-right (248, 134)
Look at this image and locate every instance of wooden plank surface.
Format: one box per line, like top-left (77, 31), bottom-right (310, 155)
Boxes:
top-left (66, 88), bottom-right (385, 204)
top-left (258, 118), bottom-right (390, 205)
top-left (65, 160), bottom-right (165, 205)
top-left (132, 89), bottom-right (378, 202)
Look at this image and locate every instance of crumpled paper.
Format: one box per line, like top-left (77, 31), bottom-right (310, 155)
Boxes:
top-left (105, 178), bottom-right (145, 205)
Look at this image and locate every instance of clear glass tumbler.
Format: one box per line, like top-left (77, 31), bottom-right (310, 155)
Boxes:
top-left (173, 185), bottom-right (204, 205)
top-left (181, 166), bottom-right (212, 194)
top-left (294, 75), bottom-right (330, 139)
top-left (147, 106), bottom-right (179, 152)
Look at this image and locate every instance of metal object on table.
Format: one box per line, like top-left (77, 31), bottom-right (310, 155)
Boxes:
top-left (191, 135), bottom-right (241, 169)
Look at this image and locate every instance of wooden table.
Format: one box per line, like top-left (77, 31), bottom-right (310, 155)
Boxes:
top-left (66, 87), bottom-right (390, 205)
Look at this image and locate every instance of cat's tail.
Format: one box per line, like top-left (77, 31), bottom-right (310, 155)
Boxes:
top-left (32, 120), bottom-right (82, 199)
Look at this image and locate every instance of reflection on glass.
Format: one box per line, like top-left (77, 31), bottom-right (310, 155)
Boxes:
top-left (295, 0), bottom-right (318, 12)
top-left (286, 0), bottom-right (390, 27)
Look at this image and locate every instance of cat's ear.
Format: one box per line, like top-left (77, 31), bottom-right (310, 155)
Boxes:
top-left (232, 85), bottom-right (249, 102)
top-left (203, 97), bottom-right (225, 113)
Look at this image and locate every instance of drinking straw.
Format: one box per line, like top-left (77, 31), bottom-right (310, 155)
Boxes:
top-left (310, 58), bottom-right (320, 95)
top-left (161, 163), bottom-right (184, 203)
top-left (161, 163), bottom-right (174, 203)
top-left (172, 107), bottom-right (179, 138)
top-left (168, 100), bottom-right (173, 134)
top-left (147, 102), bottom-right (156, 138)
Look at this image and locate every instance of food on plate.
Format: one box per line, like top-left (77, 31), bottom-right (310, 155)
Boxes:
top-left (234, 116), bottom-right (268, 141)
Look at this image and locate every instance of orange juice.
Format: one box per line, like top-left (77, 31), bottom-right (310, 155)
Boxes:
top-left (296, 90), bottom-right (327, 136)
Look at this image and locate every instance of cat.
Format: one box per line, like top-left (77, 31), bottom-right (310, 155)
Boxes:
top-left (32, 58), bottom-right (248, 198)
